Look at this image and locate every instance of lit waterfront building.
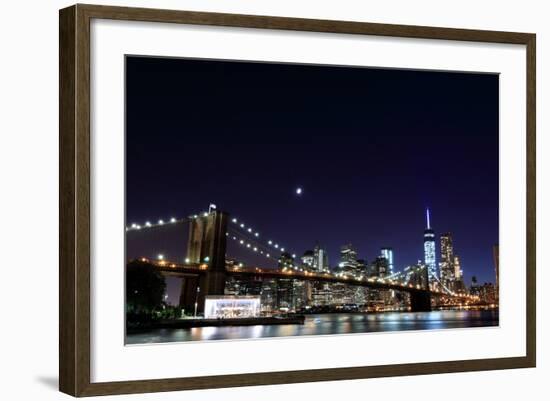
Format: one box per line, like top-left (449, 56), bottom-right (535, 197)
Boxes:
top-left (439, 233), bottom-right (455, 290)
top-left (276, 278), bottom-right (294, 310)
top-left (224, 276), bottom-right (242, 295)
top-left (311, 282), bottom-right (331, 306)
top-left (330, 282), bottom-right (358, 305)
top-left (352, 286), bottom-right (367, 305)
top-left (204, 296), bottom-right (260, 319)
top-left (380, 247), bottom-right (394, 274)
top-left (423, 208), bottom-right (437, 289)
top-left (260, 279), bottom-right (278, 313)
top-left (292, 280), bottom-right (307, 310)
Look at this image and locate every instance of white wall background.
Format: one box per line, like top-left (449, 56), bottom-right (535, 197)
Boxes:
top-left (0, 1), bottom-right (546, 400)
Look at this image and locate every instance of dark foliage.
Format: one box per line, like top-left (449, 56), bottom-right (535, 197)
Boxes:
top-left (126, 260), bottom-right (166, 315)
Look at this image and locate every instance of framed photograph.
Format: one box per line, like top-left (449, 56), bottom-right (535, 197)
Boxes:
top-left (59, 4), bottom-right (536, 397)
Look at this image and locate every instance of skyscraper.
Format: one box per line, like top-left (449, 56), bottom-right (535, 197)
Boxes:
top-left (371, 256), bottom-right (389, 278)
top-left (423, 208), bottom-right (437, 288)
top-left (340, 244), bottom-right (358, 267)
top-left (313, 243), bottom-right (329, 273)
top-left (380, 247), bottom-right (394, 274)
top-left (439, 233), bottom-right (455, 290)
top-left (453, 255), bottom-right (466, 294)
top-left (453, 255), bottom-right (463, 280)
top-left (338, 244), bottom-right (359, 276)
top-left (302, 244), bottom-right (329, 273)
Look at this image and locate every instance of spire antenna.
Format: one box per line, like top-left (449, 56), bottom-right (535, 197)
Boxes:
top-left (426, 208), bottom-right (431, 229)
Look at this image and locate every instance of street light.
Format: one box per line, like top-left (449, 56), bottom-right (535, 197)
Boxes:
top-left (194, 286), bottom-right (201, 318)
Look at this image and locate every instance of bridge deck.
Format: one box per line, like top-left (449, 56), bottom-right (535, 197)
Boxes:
top-left (146, 260), bottom-right (471, 299)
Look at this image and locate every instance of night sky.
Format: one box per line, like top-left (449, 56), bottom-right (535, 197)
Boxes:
top-left (126, 55), bottom-right (499, 297)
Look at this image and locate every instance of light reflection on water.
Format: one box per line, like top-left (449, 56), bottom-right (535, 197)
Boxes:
top-left (126, 310), bottom-right (498, 345)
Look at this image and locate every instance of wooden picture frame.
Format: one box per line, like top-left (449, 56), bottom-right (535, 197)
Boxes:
top-left (59, 3), bottom-right (536, 397)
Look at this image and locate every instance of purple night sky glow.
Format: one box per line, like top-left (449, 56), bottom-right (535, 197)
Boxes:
top-left (125, 56), bottom-right (499, 304)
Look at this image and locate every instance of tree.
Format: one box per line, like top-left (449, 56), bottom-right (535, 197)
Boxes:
top-left (126, 260), bottom-right (166, 314)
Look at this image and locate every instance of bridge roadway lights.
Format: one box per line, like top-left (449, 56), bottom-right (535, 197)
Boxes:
top-left (410, 290), bottom-right (432, 312)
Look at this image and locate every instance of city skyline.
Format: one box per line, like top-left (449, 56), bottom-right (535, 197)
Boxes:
top-left (127, 206), bottom-right (496, 305)
top-left (126, 56), bottom-right (499, 289)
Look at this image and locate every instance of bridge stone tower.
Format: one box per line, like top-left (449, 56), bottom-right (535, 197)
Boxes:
top-left (410, 291), bottom-right (432, 312)
top-left (182, 210), bottom-right (228, 313)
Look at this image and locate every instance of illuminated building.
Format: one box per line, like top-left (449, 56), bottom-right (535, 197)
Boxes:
top-left (439, 233), bottom-right (455, 290)
top-left (313, 243), bottom-right (329, 273)
top-left (260, 279), bottom-right (278, 313)
top-left (292, 280), bottom-right (307, 310)
top-left (423, 208), bottom-right (437, 288)
top-left (379, 248), bottom-right (396, 307)
top-left (330, 282), bottom-right (356, 305)
top-left (439, 232), bottom-right (466, 293)
top-left (356, 259), bottom-right (368, 276)
top-left (279, 252), bottom-right (295, 269)
top-left (204, 295), bottom-right (260, 319)
top-left (452, 255), bottom-right (466, 293)
top-left (312, 282), bottom-right (331, 306)
top-left (339, 244), bottom-right (359, 275)
top-left (276, 278), bottom-right (294, 310)
top-left (340, 244), bottom-right (358, 267)
top-left (371, 256), bottom-right (389, 278)
top-left (300, 250), bottom-right (315, 270)
top-left (224, 276), bottom-right (262, 296)
top-left (365, 288), bottom-right (384, 311)
top-left (469, 276), bottom-right (480, 297)
top-left (224, 276), bottom-right (242, 295)
top-left (405, 261), bottom-right (429, 289)
top-left (453, 255), bottom-right (463, 280)
top-left (493, 244), bottom-right (499, 303)
top-left (380, 247), bottom-right (394, 274)
top-left (479, 282), bottom-right (497, 305)
top-left (301, 244), bottom-right (329, 273)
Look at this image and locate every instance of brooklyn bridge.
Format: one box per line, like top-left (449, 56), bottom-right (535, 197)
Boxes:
top-left (127, 207), bottom-right (479, 314)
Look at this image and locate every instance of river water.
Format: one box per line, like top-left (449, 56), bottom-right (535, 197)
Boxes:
top-left (126, 310), bottom-right (498, 344)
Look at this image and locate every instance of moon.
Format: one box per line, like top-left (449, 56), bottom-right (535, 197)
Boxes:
top-left (295, 187), bottom-right (303, 195)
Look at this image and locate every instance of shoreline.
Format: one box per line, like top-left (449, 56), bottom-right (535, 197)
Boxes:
top-left (127, 315), bottom-right (305, 332)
